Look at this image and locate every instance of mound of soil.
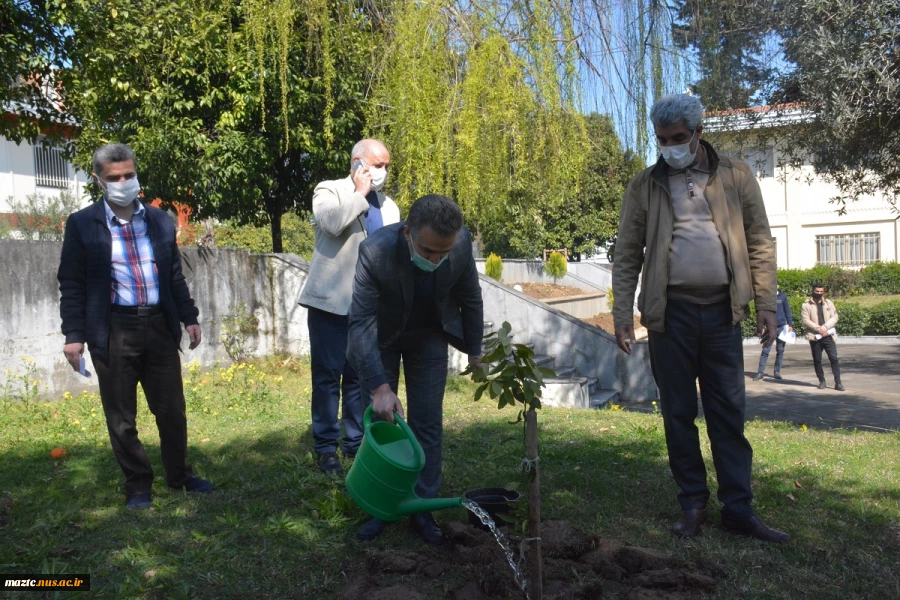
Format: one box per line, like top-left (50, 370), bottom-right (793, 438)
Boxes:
top-left (582, 313), bottom-right (643, 335)
top-left (514, 282), bottom-right (589, 300)
top-left (343, 519), bottom-right (722, 600)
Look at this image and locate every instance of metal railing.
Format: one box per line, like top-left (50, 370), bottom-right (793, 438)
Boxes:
top-left (33, 143), bottom-right (71, 188)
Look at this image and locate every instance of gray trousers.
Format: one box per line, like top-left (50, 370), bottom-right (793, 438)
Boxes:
top-left (381, 328), bottom-right (449, 499)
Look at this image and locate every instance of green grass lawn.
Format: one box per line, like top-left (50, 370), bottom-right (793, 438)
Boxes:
top-left (841, 293), bottom-right (900, 308)
top-left (1, 357), bottom-right (899, 599)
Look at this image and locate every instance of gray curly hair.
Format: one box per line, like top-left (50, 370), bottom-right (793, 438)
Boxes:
top-left (650, 94), bottom-right (704, 132)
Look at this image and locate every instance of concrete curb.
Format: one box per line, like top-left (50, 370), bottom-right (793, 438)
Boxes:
top-left (743, 335), bottom-right (900, 346)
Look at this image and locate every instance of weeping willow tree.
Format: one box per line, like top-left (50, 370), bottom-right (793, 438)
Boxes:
top-left (368, 1), bottom-right (589, 256)
top-left (57, 0), bottom-right (371, 251)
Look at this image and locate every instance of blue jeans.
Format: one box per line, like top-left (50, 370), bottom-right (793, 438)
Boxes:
top-left (308, 308), bottom-right (367, 455)
top-left (648, 300), bottom-right (754, 520)
top-left (757, 338), bottom-right (786, 375)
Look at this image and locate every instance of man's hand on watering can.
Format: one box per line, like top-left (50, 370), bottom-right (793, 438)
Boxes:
top-left (373, 384), bottom-right (404, 423)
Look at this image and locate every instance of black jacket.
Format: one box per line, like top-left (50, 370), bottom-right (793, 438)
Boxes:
top-left (57, 200), bottom-right (199, 362)
top-left (347, 222), bottom-right (484, 390)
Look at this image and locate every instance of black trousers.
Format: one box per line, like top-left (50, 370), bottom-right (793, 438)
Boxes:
top-left (92, 312), bottom-right (192, 495)
top-left (648, 299), bottom-right (754, 519)
top-left (380, 328), bottom-right (449, 499)
top-left (809, 337), bottom-right (841, 384)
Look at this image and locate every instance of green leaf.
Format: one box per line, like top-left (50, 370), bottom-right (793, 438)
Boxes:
top-left (474, 382), bottom-right (489, 402)
top-left (538, 367), bottom-right (557, 378)
top-left (490, 381), bottom-right (502, 398)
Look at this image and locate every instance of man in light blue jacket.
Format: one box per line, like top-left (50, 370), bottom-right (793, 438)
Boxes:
top-left (297, 139), bottom-right (400, 474)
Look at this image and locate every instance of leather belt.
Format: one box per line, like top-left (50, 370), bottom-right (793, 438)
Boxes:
top-left (110, 304), bottom-right (162, 317)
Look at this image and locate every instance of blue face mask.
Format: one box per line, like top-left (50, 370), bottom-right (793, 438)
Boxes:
top-left (408, 235), bottom-right (448, 272)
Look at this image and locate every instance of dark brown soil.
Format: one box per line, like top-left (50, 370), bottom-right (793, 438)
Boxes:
top-left (583, 313), bottom-right (643, 334)
top-left (515, 282), bottom-right (588, 300)
top-left (343, 519), bottom-right (721, 600)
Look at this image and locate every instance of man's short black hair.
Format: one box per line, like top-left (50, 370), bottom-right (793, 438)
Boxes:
top-left (407, 194), bottom-right (463, 238)
top-left (812, 281), bottom-right (825, 290)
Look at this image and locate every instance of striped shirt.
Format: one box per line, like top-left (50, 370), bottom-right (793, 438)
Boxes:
top-left (103, 200), bottom-right (160, 306)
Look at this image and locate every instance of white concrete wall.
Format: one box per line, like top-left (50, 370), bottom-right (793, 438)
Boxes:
top-left (0, 241), bottom-right (310, 396)
top-left (0, 136), bottom-right (90, 212)
top-left (746, 142), bottom-right (898, 269)
top-left (477, 275), bottom-right (658, 402)
top-left (474, 258), bottom-right (605, 294)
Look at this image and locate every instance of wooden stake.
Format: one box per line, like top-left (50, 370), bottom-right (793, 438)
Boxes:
top-left (526, 409), bottom-right (542, 599)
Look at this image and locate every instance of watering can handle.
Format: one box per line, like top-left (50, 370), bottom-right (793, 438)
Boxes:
top-left (363, 405), bottom-right (413, 437)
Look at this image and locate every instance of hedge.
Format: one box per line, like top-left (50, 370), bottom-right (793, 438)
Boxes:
top-left (776, 262), bottom-right (900, 298)
top-left (866, 300), bottom-right (900, 336)
top-left (213, 213), bottom-right (315, 260)
top-left (741, 297), bottom-right (900, 338)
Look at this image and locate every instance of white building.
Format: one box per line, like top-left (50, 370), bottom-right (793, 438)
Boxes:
top-left (0, 131), bottom-right (90, 216)
top-left (706, 106), bottom-right (899, 270)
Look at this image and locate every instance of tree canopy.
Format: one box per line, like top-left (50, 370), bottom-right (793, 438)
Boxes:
top-left (53, 0), bottom-right (373, 251)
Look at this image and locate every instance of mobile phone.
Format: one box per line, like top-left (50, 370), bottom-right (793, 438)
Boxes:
top-left (79, 355), bottom-right (92, 378)
top-left (352, 159), bottom-right (363, 172)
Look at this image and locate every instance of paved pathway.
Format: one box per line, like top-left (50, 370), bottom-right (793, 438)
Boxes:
top-left (623, 344), bottom-right (900, 432)
top-left (741, 343), bottom-right (900, 431)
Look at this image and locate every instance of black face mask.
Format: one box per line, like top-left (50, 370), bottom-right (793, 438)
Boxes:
top-left (812, 292), bottom-right (824, 301)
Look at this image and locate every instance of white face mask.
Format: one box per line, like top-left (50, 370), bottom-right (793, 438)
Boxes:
top-left (660, 130), bottom-right (697, 170)
top-left (98, 176), bottom-right (140, 207)
top-left (369, 166), bottom-right (388, 192)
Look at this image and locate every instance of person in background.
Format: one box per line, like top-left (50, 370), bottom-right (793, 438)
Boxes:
top-left (57, 143), bottom-right (213, 510)
top-left (753, 282), bottom-right (793, 381)
top-left (801, 282), bottom-right (844, 391)
top-left (347, 195), bottom-right (483, 544)
top-left (612, 94), bottom-right (789, 543)
top-left (297, 139), bottom-right (400, 475)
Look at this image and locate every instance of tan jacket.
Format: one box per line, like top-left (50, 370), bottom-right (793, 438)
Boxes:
top-left (801, 298), bottom-right (839, 341)
top-left (297, 176), bottom-right (400, 315)
top-left (612, 140), bottom-right (776, 332)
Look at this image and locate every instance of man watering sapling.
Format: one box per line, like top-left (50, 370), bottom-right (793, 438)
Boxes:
top-left (347, 195), bottom-right (483, 544)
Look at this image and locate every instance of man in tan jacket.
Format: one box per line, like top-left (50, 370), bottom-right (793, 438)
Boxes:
top-left (800, 283), bottom-right (843, 391)
top-left (297, 139), bottom-right (400, 474)
top-left (612, 94), bottom-right (788, 543)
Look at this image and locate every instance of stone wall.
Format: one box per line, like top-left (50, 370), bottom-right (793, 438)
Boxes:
top-left (0, 240), bottom-right (310, 396)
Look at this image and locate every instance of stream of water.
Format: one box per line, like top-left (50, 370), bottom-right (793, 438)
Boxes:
top-left (460, 499), bottom-right (531, 600)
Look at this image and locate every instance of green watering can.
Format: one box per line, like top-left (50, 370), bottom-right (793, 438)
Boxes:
top-left (345, 406), bottom-right (463, 521)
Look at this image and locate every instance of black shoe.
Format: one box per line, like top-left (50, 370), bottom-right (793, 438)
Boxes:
top-left (721, 515), bottom-right (790, 543)
top-left (774, 373), bottom-right (783, 380)
top-left (318, 452), bottom-right (344, 475)
top-left (410, 512), bottom-right (443, 545)
top-left (752, 373), bottom-right (765, 382)
top-left (835, 383), bottom-right (845, 391)
top-left (356, 517), bottom-right (387, 542)
top-left (817, 380), bottom-right (827, 389)
top-left (673, 508), bottom-right (707, 538)
top-left (126, 492), bottom-right (152, 510)
top-left (170, 477), bottom-right (214, 494)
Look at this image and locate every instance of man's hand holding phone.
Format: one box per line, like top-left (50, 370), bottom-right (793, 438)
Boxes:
top-left (352, 159), bottom-right (372, 196)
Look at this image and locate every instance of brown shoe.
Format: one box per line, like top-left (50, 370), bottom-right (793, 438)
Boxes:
top-left (673, 508), bottom-right (708, 538)
top-left (721, 515), bottom-right (790, 543)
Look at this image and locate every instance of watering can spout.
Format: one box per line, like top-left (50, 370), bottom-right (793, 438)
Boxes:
top-left (398, 496), bottom-right (464, 516)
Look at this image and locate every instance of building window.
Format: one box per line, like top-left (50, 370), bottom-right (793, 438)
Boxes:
top-left (816, 233), bottom-right (880, 267)
top-left (33, 142), bottom-right (70, 188)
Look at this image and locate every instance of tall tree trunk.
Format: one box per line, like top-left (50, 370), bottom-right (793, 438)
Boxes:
top-left (526, 409), bottom-right (542, 599)
top-left (270, 208), bottom-right (283, 253)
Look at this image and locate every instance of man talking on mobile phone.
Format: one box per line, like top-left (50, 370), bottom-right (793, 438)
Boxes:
top-left (297, 139), bottom-right (400, 475)
top-left (612, 94), bottom-right (788, 543)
